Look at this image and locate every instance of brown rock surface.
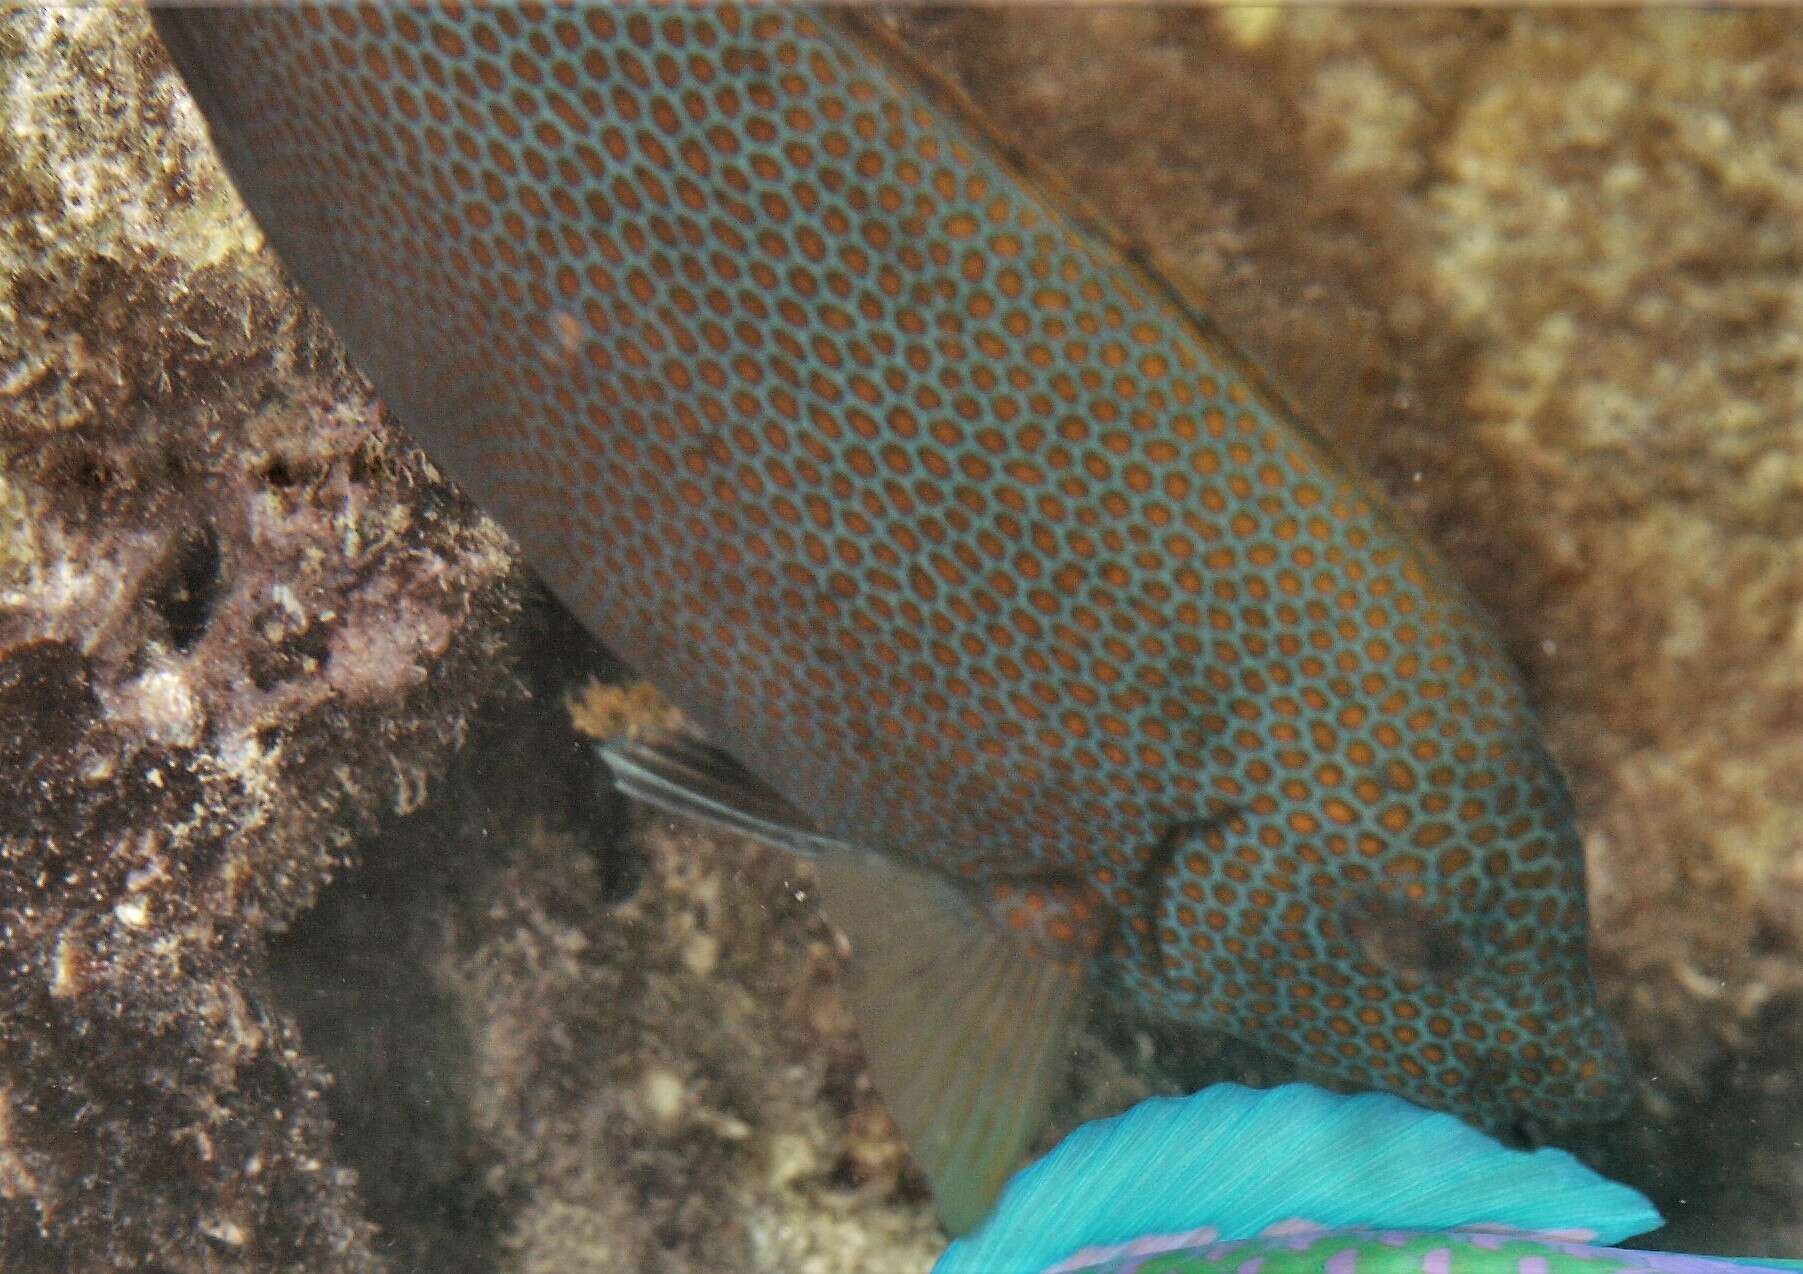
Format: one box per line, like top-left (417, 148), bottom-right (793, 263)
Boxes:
top-left (1, 9), bottom-right (517, 1270)
top-left (2, 8), bottom-right (1799, 1272)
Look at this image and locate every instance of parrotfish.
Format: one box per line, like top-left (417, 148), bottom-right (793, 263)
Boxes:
top-left (936, 1082), bottom-right (1802, 1274)
top-left (154, 4), bottom-right (1628, 1230)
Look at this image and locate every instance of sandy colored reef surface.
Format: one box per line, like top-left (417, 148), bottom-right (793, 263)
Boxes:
top-left (1, 7), bottom-right (1799, 1273)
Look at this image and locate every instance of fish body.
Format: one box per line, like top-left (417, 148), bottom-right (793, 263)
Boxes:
top-left (939, 1083), bottom-right (1800, 1274)
top-left (1059, 1230), bottom-right (1802, 1274)
top-left (155, 3), bottom-right (1625, 1228)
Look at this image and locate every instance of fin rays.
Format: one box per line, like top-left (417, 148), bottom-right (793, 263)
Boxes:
top-left (818, 854), bottom-right (1082, 1235)
top-left (598, 728), bottom-right (1081, 1236)
top-left (598, 731), bottom-right (849, 858)
top-left (936, 1082), bottom-right (1661, 1274)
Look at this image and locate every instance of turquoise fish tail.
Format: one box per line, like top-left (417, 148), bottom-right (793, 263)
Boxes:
top-left (934, 1082), bottom-right (1661, 1274)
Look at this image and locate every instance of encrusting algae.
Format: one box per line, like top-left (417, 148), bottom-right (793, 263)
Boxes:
top-left (154, 4), bottom-right (1628, 1233)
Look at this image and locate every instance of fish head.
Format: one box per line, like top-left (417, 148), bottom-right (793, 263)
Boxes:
top-left (1325, 861), bottom-right (1631, 1130)
top-left (1137, 726), bottom-right (1629, 1132)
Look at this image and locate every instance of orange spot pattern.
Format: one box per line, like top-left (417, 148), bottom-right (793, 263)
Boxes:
top-left (988, 876), bottom-right (1108, 966)
top-left (159, 5), bottom-right (1625, 1126)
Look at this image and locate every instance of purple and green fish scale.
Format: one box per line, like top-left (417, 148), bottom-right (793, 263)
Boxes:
top-left (155, 4), bottom-right (1625, 1124)
top-left (1077, 1232), bottom-right (1799, 1274)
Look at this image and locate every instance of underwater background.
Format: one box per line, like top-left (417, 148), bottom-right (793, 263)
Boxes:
top-left (1, 7), bottom-right (1800, 1273)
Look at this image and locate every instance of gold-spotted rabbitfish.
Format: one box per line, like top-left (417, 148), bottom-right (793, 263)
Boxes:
top-left (155, 5), bottom-right (1628, 1231)
top-left (939, 1082), bottom-right (1802, 1274)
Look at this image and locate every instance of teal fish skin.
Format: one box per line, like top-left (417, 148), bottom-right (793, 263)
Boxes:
top-left (154, 6), bottom-right (1626, 1127)
top-left (938, 1080), bottom-right (1791, 1274)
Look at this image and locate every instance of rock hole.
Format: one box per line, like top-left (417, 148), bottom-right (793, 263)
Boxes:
top-left (64, 448), bottom-right (114, 494)
top-left (148, 524), bottom-right (223, 652)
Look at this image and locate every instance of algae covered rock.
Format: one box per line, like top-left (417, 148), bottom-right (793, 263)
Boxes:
top-left (1, 9), bottom-right (517, 1270)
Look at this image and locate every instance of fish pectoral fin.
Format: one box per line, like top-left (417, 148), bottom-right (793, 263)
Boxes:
top-left (814, 853), bottom-right (1083, 1236)
top-left (602, 731), bottom-right (1079, 1234)
top-left (597, 729), bottom-right (849, 858)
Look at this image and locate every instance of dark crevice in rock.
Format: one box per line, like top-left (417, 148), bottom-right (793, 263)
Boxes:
top-left (145, 523), bottom-right (223, 653)
top-left (264, 582), bottom-right (628, 1274)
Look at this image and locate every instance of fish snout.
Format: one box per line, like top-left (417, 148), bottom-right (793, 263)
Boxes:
top-left (1471, 997), bottom-right (1632, 1130)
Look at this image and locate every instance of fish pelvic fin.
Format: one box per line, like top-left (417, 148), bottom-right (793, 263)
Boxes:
top-left (597, 729), bottom-right (851, 858)
top-left (599, 729), bottom-right (1082, 1235)
top-left (815, 852), bottom-right (1083, 1235)
top-left (935, 1081), bottom-right (1661, 1274)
